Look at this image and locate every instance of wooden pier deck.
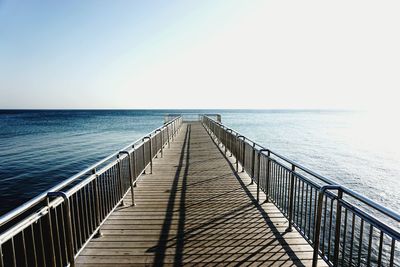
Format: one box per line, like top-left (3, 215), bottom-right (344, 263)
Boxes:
top-left (76, 122), bottom-right (327, 266)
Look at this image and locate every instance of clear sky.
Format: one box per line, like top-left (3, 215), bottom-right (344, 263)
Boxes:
top-left (0, 0), bottom-right (399, 109)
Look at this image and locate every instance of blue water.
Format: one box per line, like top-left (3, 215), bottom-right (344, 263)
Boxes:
top-left (0, 110), bottom-right (399, 216)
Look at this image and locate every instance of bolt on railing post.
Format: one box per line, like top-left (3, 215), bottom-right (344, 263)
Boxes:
top-left (286, 164), bottom-right (296, 232)
top-left (333, 190), bottom-right (343, 266)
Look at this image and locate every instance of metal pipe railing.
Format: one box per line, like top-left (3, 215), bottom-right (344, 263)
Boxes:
top-left (201, 115), bottom-right (399, 267)
top-left (0, 116), bottom-right (182, 267)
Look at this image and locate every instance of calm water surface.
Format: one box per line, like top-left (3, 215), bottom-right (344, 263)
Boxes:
top-left (0, 110), bottom-right (399, 216)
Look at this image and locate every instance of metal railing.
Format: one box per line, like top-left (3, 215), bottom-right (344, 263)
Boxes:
top-left (0, 116), bottom-right (182, 267)
top-left (201, 115), bottom-right (399, 267)
top-left (165, 113), bottom-right (221, 123)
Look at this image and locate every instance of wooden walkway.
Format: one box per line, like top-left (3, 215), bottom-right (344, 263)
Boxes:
top-left (76, 122), bottom-right (327, 266)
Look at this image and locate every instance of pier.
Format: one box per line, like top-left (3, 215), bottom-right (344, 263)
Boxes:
top-left (0, 115), bottom-right (399, 267)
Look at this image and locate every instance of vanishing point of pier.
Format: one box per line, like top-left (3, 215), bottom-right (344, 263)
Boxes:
top-left (0, 115), bottom-right (398, 267)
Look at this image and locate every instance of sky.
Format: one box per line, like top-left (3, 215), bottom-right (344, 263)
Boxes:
top-left (0, 0), bottom-right (399, 109)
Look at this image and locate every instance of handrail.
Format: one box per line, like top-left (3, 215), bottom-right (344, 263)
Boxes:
top-left (202, 116), bottom-right (400, 223)
top-left (0, 116), bottom-right (181, 228)
top-left (201, 115), bottom-right (400, 267)
top-left (203, 116), bottom-right (337, 185)
top-left (0, 116), bottom-right (183, 267)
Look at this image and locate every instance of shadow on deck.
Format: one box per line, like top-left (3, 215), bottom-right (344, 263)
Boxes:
top-left (76, 122), bottom-right (327, 266)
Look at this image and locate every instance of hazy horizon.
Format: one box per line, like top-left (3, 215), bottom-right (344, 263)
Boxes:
top-left (1, 1), bottom-right (399, 110)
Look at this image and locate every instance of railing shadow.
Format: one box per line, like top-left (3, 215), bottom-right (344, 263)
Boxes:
top-left (149, 122), bottom-right (309, 266)
top-left (150, 124), bottom-right (191, 267)
top-left (204, 124), bottom-right (307, 267)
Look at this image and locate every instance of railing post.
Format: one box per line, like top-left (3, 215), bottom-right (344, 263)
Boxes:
top-left (120, 151), bottom-right (135, 206)
top-left (217, 125), bottom-right (221, 146)
top-left (242, 139), bottom-right (245, 172)
top-left (142, 138), bottom-right (147, 174)
top-left (229, 131), bottom-right (233, 157)
top-left (172, 122), bottom-right (175, 141)
top-left (256, 150), bottom-right (261, 202)
top-left (286, 164), bottom-right (296, 232)
top-left (47, 192), bottom-right (75, 267)
top-left (116, 155), bottom-right (125, 206)
top-left (0, 244), bottom-right (3, 267)
top-left (160, 129), bottom-right (164, 157)
top-left (225, 130), bottom-right (228, 155)
top-left (228, 129), bottom-right (233, 157)
top-left (167, 126), bottom-right (170, 148)
top-left (312, 185), bottom-right (341, 267)
top-left (312, 191), bottom-right (325, 267)
top-left (266, 151), bottom-right (271, 202)
top-left (45, 197), bottom-right (56, 267)
top-left (235, 133), bottom-right (239, 172)
top-left (132, 145), bottom-right (137, 187)
top-left (154, 130), bottom-right (159, 159)
top-left (236, 136), bottom-right (245, 172)
top-left (154, 129), bottom-right (161, 158)
top-left (256, 149), bottom-right (268, 203)
top-left (251, 143), bottom-right (256, 184)
top-left (149, 136), bottom-right (153, 174)
top-left (142, 136), bottom-right (152, 174)
top-left (333, 190), bottom-right (343, 266)
top-left (92, 168), bottom-right (102, 237)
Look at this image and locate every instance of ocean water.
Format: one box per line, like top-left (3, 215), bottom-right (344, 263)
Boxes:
top-left (0, 110), bottom-right (399, 217)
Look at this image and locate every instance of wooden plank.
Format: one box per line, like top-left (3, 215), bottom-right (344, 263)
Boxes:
top-left (76, 122), bottom-right (327, 266)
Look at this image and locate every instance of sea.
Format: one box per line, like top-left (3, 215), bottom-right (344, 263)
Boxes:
top-left (0, 109), bottom-right (399, 217)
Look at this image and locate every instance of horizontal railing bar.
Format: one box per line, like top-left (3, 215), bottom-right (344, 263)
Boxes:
top-left (201, 115), bottom-right (399, 267)
top-left (203, 115), bottom-right (400, 223)
top-left (211, 118), bottom-right (337, 185)
top-left (0, 205), bottom-right (49, 243)
top-left (331, 185), bottom-right (400, 228)
top-left (0, 115), bottom-right (182, 267)
top-left (340, 198), bottom-right (400, 239)
top-left (0, 116), bottom-right (181, 227)
top-left (73, 186), bottom-right (132, 261)
top-left (0, 133), bottom-right (162, 245)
